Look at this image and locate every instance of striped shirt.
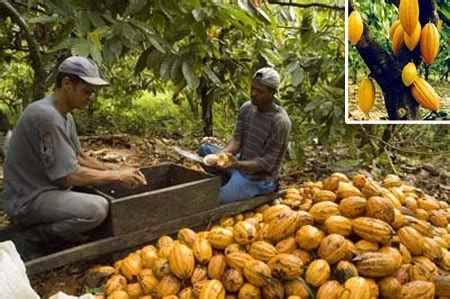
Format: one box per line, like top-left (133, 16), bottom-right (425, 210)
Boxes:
top-left (233, 101), bottom-right (291, 181)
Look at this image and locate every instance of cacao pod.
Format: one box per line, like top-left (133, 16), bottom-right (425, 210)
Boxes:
top-left (402, 62), bottom-right (417, 86)
top-left (358, 78), bottom-right (375, 116)
top-left (420, 22), bottom-right (440, 65)
top-left (404, 22), bottom-right (421, 51)
top-left (348, 11), bottom-right (364, 45)
top-left (305, 259), bottom-right (330, 287)
top-left (199, 279), bottom-right (226, 299)
top-left (399, 0), bottom-right (419, 35)
top-left (168, 242), bottom-right (195, 279)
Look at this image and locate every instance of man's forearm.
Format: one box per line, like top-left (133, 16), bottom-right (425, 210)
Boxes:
top-left (61, 166), bottom-right (120, 188)
top-left (78, 152), bottom-right (119, 171)
top-left (222, 138), bottom-right (241, 155)
top-left (234, 159), bottom-right (264, 173)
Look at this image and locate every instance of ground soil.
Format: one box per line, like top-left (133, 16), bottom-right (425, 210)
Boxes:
top-left (0, 133), bottom-right (447, 297)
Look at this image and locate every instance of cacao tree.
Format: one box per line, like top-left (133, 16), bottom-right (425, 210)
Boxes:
top-left (348, 0), bottom-right (449, 120)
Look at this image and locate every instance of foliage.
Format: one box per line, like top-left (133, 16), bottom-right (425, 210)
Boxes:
top-left (0, 0), bottom-right (347, 163)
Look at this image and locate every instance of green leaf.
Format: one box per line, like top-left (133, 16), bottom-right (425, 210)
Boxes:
top-left (148, 35), bottom-right (166, 53)
top-left (202, 66), bottom-right (222, 85)
top-left (182, 61), bottom-right (199, 90)
top-left (171, 57), bottom-right (183, 83)
top-left (28, 15), bottom-right (60, 24)
top-left (78, 11), bottom-right (91, 36)
top-left (71, 40), bottom-right (90, 57)
top-left (50, 37), bottom-right (83, 52)
top-left (292, 67), bottom-right (305, 87)
top-left (260, 48), bottom-right (281, 66)
top-left (134, 47), bottom-right (152, 74)
top-left (192, 8), bottom-right (207, 21)
top-left (89, 43), bottom-right (103, 64)
top-left (160, 59), bottom-right (172, 81)
top-left (124, 0), bottom-right (148, 16)
top-left (87, 11), bottom-right (106, 27)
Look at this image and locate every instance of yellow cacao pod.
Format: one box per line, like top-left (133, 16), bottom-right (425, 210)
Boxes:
top-left (355, 240), bottom-right (379, 254)
top-left (267, 253), bottom-right (304, 280)
top-left (392, 24), bottom-right (405, 54)
top-left (233, 221), bottom-right (257, 245)
top-left (358, 78), bottom-right (375, 116)
top-left (168, 242), bottom-right (195, 280)
top-left (192, 238), bottom-right (213, 264)
top-left (420, 22), bottom-right (440, 65)
top-left (261, 278), bottom-right (285, 299)
top-left (178, 228), bottom-right (199, 248)
top-left (389, 20), bottom-right (401, 41)
top-left (199, 279), bottom-right (226, 299)
top-left (339, 196), bottom-right (367, 218)
top-left (275, 237), bottom-right (297, 254)
top-left (348, 11), bottom-right (364, 45)
top-left (401, 280), bottom-right (435, 299)
top-left (339, 277), bottom-right (371, 299)
top-left (283, 279), bottom-right (311, 298)
top-left (324, 215), bottom-right (352, 237)
top-left (208, 227), bottom-right (234, 249)
top-left (317, 280), bottom-right (342, 299)
top-left (305, 259), bottom-right (330, 287)
top-left (222, 269), bottom-right (244, 293)
top-left (238, 283), bottom-right (261, 298)
top-left (317, 234), bottom-right (348, 264)
top-left (353, 252), bottom-right (400, 277)
top-left (378, 276), bottom-right (402, 298)
top-left (398, 226), bottom-right (424, 256)
top-left (404, 22), bottom-right (421, 51)
top-left (107, 290), bottom-right (129, 299)
top-left (105, 274), bottom-right (127, 296)
top-left (352, 217), bottom-right (394, 244)
top-left (399, 0), bottom-right (419, 35)
top-left (411, 78), bottom-right (440, 111)
top-left (334, 260), bottom-right (359, 284)
top-left (208, 254), bottom-right (227, 280)
top-left (366, 196), bottom-right (395, 224)
top-left (402, 62), bottom-right (417, 86)
top-left (295, 225), bottom-right (325, 250)
top-left (156, 274), bottom-right (181, 298)
top-left (190, 266), bottom-right (208, 285)
top-left (248, 241), bottom-right (278, 262)
top-left (225, 252), bottom-right (254, 272)
top-left (243, 259), bottom-right (272, 287)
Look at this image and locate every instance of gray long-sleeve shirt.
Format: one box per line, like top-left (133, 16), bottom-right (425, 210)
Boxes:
top-left (2, 95), bottom-right (81, 218)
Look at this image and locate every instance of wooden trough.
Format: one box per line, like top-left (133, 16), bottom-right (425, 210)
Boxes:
top-left (0, 163), bottom-right (277, 275)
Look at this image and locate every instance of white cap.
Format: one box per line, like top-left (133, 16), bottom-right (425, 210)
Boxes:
top-left (58, 56), bottom-right (109, 86)
top-left (253, 67), bottom-right (280, 90)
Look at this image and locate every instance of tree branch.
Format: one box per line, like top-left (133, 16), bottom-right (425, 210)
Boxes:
top-left (0, 0), bottom-right (46, 105)
top-left (348, 0), bottom-right (440, 120)
top-left (268, 1), bottom-right (344, 11)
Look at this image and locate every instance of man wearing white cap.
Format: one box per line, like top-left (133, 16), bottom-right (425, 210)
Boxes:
top-left (2, 56), bottom-right (147, 258)
top-left (198, 67), bottom-right (291, 203)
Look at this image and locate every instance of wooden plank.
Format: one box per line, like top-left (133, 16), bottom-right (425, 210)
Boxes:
top-left (25, 193), bottom-right (276, 275)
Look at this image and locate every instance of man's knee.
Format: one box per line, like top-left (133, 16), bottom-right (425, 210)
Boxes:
top-left (197, 143), bottom-right (221, 157)
top-left (84, 195), bottom-right (109, 225)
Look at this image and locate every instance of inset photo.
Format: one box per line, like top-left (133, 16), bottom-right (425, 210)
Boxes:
top-left (346, 0), bottom-right (450, 122)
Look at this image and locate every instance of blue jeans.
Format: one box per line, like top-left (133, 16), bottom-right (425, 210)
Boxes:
top-left (198, 143), bottom-right (277, 204)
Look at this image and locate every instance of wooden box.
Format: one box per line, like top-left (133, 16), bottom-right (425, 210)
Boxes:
top-left (94, 163), bottom-right (220, 236)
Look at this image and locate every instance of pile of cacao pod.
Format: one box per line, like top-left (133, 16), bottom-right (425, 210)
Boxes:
top-left (350, 0), bottom-right (444, 114)
top-left (88, 172), bottom-right (450, 299)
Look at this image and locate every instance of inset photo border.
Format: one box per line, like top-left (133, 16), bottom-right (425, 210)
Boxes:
top-left (345, 0), bottom-right (450, 124)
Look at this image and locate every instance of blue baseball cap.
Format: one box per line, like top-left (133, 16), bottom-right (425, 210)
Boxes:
top-left (58, 56), bottom-right (109, 86)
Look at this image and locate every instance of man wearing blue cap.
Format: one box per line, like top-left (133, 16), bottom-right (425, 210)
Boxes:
top-left (198, 67), bottom-right (291, 203)
top-left (2, 56), bottom-right (147, 256)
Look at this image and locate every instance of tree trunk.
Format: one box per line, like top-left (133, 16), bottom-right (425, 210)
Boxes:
top-left (348, 0), bottom-right (438, 120)
top-left (198, 76), bottom-right (213, 136)
top-left (0, 0), bottom-right (46, 105)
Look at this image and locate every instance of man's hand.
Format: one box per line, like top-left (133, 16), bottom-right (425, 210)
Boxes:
top-left (116, 168), bottom-right (148, 189)
top-left (216, 152), bottom-right (235, 169)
